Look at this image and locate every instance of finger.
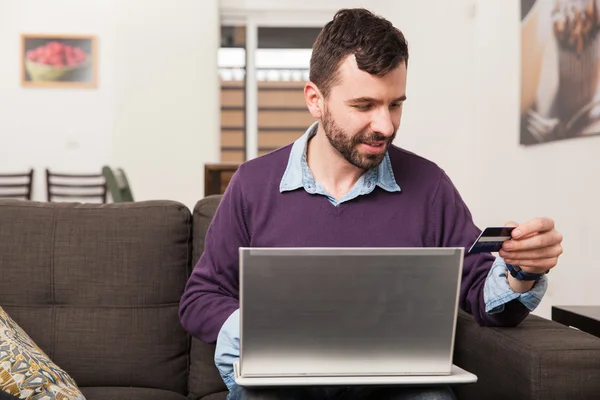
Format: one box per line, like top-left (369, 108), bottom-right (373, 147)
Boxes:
top-left (502, 230), bottom-right (563, 252)
top-left (499, 243), bottom-right (563, 261)
top-left (504, 221), bottom-right (536, 241)
top-left (505, 257), bottom-right (558, 273)
top-left (505, 221), bottom-right (535, 240)
top-left (512, 217), bottom-right (555, 239)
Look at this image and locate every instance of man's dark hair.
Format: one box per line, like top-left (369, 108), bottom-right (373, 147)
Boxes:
top-left (309, 8), bottom-right (409, 98)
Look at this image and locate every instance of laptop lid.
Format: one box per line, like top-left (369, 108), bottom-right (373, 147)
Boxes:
top-left (239, 247), bottom-right (464, 378)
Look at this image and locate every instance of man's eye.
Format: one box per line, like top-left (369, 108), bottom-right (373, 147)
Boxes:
top-left (390, 103), bottom-right (402, 109)
top-left (354, 104), bottom-right (371, 111)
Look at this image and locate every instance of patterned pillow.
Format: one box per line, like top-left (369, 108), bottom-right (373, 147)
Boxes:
top-left (0, 307), bottom-right (85, 400)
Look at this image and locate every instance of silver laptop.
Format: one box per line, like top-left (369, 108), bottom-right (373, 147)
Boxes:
top-left (234, 247), bottom-right (477, 386)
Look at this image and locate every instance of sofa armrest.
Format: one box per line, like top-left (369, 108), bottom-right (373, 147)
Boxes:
top-left (453, 309), bottom-right (600, 400)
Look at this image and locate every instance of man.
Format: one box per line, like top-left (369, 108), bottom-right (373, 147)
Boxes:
top-left (180, 8), bottom-right (564, 400)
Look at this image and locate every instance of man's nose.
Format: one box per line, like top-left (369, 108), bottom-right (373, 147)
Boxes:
top-left (371, 108), bottom-right (395, 138)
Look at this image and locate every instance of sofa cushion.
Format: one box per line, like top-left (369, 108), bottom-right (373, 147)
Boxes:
top-left (0, 200), bottom-right (191, 395)
top-left (80, 386), bottom-right (188, 400)
top-left (200, 391), bottom-right (228, 400)
top-left (188, 195), bottom-right (228, 399)
top-left (189, 339), bottom-right (227, 399)
top-left (191, 195), bottom-right (222, 265)
top-left (0, 306), bottom-right (84, 400)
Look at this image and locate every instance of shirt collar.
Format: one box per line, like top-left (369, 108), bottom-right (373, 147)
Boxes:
top-left (279, 121), bottom-right (401, 193)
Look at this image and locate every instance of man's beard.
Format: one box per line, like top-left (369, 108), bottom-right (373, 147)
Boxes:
top-left (322, 107), bottom-right (396, 170)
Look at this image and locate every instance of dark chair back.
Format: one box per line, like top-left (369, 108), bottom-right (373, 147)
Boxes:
top-left (102, 166), bottom-right (134, 202)
top-left (0, 169), bottom-right (34, 200)
top-left (46, 169), bottom-right (107, 203)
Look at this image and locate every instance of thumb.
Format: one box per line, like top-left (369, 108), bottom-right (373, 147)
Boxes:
top-left (505, 221), bottom-right (520, 239)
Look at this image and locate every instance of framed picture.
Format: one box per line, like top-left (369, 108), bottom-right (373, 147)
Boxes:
top-left (21, 34), bottom-right (97, 88)
top-left (520, 0), bottom-right (600, 145)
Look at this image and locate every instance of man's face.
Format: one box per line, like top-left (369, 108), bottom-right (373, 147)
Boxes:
top-left (321, 55), bottom-right (407, 170)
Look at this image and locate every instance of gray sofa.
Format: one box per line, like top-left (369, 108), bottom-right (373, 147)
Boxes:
top-left (1, 196), bottom-right (599, 400)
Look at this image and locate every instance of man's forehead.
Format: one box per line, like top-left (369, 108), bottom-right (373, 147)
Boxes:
top-left (337, 54), bottom-right (364, 78)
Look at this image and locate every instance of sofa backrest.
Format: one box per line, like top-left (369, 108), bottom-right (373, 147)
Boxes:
top-left (0, 200), bottom-right (192, 394)
top-left (188, 195), bottom-right (228, 398)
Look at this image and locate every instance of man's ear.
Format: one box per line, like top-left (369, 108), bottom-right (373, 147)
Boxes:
top-left (304, 81), bottom-right (324, 119)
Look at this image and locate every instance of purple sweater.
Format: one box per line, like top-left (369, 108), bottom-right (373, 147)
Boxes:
top-left (179, 144), bottom-right (529, 343)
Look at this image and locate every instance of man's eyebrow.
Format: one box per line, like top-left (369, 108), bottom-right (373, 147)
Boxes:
top-left (346, 95), bottom-right (407, 104)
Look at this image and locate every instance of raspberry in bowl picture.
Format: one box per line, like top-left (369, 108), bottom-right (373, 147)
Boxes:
top-left (21, 34), bottom-right (97, 88)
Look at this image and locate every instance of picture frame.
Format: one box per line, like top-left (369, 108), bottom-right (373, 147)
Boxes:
top-left (520, 0), bottom-right (600, 145)
top-left (20, 34), bottom-right (98, 88)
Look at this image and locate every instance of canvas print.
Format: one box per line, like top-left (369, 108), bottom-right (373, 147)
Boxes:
top-left (521, 0), bottom-right (600, 145)
top-left (21, 34), bottom-right (97, 88)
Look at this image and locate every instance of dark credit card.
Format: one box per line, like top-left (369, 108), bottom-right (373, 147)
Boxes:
top-left (468, 226), bottom-right (516, 254)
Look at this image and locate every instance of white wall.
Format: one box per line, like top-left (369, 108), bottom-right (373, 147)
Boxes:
top-left (382, 1), bottom-right (479, 206)
top-left (0, 0), bottom-right (220, 209)
top-left (221, 0), bottom-right (374, 13)
top-left (112, 0), bottom-right (220, 209)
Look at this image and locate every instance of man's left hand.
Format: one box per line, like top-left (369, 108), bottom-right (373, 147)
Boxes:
top-left (498, 217), bottom-right (563, 274)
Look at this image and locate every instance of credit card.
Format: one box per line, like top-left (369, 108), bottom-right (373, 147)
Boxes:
top-left (468, 226), bottom-right (516, 254)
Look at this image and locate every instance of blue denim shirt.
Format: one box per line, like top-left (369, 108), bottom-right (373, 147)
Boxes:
top-left (214, 122), bottom-right (548, 391)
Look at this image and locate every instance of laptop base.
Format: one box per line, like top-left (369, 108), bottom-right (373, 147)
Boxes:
top-left (234, 361), bottom-right (477, 387)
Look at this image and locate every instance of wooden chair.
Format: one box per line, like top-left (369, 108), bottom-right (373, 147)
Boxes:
top-left (0, 169), bottom-right (34, 200)
top-left (204, 163), bottom-right (240, 196)
top-left (102, 165), bottom-right (134, 202)
top-left (46, 168), bottom-right (107, 203)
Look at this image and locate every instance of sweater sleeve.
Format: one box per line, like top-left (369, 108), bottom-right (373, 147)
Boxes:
top-left (179, 169), bottom-right (250, 343)
top-left (431, 171), bottom-right (529, 327)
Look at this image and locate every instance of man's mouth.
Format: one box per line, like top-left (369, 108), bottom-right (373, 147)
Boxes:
top-left (360, 141), bottom-right (387, 154)
top-left (363, 141), bottom-right (385, 147)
